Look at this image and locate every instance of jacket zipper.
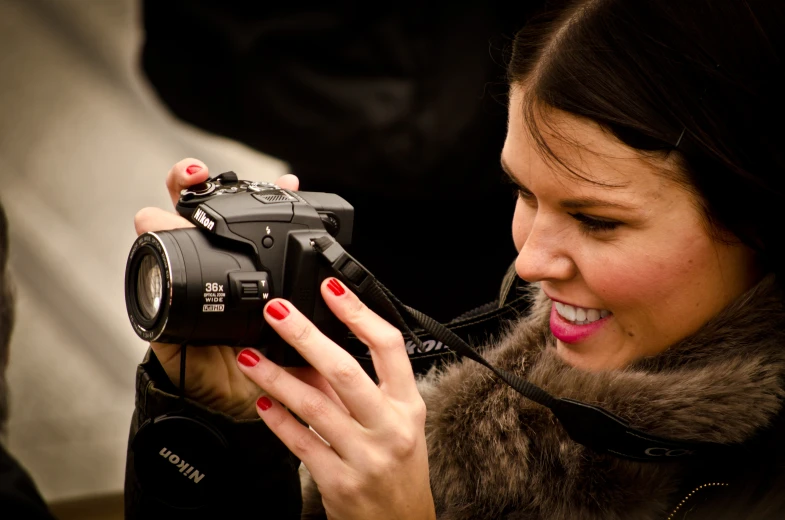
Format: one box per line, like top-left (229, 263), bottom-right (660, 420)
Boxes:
top-left (666, 482), bottom-right (730, 520)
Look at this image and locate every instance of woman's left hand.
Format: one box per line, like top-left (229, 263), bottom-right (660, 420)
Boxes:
top-left (235, 277), bottom-right (436, 520)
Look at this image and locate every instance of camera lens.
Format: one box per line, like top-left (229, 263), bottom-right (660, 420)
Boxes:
top-left (136, 254), bottom-right (162, 321)
top-left (125, 229), bottom-right (268, 346)
top-left (126, 238), bottom-right (171, 335)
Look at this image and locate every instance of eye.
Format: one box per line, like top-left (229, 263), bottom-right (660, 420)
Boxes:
top-left (568, 212), bottom-right (621, 233)
top-left (503, 174), bottom-right (536, 203)
top-left (509, 185), bottom-right (538, 209)
top-left (514, 188), bottom-right (536, 202)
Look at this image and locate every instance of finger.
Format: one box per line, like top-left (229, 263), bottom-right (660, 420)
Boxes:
top-left (321, 278), bottom-right (418, 403)
top-left (166, 158), bottom-right (210, 208)
top-left (275, 173), bottom-right (300, 191)
top-left (262, 300), bottom-right (388, 427)
top-left (252, 394), bottom-right (342, 482)
top-left (134, 207), bottom-right (194, 236)
top-left (237, 349), bottom-right (357, 456)
top-left (285, 367), bottom-right (348, 413)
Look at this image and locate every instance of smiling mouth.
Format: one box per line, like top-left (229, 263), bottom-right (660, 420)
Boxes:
top-left (553, 301), bottom-right (611, 325)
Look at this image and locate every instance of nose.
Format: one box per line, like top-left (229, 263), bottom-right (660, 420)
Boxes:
top-left (515, 213), bottom-right (577, 283)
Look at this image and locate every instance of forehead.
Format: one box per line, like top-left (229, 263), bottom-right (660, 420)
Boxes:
top-left (503, 87), bottom-right (681, 195)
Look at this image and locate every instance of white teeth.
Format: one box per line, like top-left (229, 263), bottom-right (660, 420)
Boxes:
top-left (555, 302), bottom-right (576, 321)
top-left (554, 301), bottom-right (610, 325)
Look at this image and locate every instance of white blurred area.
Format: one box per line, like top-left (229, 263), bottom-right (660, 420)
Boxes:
top-left (0, 0), bottom-right (288, 505)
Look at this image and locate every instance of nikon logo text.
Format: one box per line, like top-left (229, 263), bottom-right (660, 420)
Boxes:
top-left (159, 447), bottom-right (206, 484)
top-left (644, 447), bottom-right (694, 457)
top-left (193, 208), bottom-right (215, 231)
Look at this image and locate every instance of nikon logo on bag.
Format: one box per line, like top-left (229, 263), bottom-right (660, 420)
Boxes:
top-left (159, 447), bottom-right (206, 483)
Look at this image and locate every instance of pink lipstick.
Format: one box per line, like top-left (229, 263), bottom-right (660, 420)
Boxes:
top-left (549, 304), bottom-right (611, 343)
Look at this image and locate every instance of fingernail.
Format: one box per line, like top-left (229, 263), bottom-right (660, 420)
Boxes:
top-left (186, 164), bottom-right (202, 175)
top-left (257, 396), bottom-right (273, 411)
top-left (327, 278), bottom-right (345, 296)
top-left (238, 349), bottom-right (260, 367)
top-left (266, 301), bottom-right (290, 320)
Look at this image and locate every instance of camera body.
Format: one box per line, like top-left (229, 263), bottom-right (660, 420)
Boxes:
top-left (124, 171), bottom-right (353, 366)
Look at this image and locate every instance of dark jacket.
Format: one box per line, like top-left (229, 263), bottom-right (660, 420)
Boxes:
top-left (124, 274), bottom-right (785, 519)
top-left (139, 1), bottom-right (543, 322)
top-left (0, 443), bottom-right (54, 520)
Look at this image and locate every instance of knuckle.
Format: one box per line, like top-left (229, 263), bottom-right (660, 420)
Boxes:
top-left (330, 472), bottom-right (362, 499)
top-left (361, 453), bottom-right (390, 479)
top-left (375, 331), bottom-right (405, 353)
top-left (344, 299), bottom-right (368, 323)
top-left (332, 360), bottom-right (363, 386)
top-left (260, 363), bottom-right (284, 388)
top-left (133, 207), bottom-right (156, 235)
top-left (390, 430), bottom-right (419, 459)
top-left (300, 393), bottom-right (329, 419)
top-left (411, 398), bottom-right (428, 422)
top-left (293, 323), bottom-right (312, 343)
top-left (269, 409), bottom-right (288, 429)
top-left (353, 449), bottom-right (400, 484)
top-left (293, 430), bottom-right (315, 455)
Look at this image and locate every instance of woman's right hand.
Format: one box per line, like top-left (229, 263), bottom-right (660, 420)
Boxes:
top-left (133, 158), bottom-right (304, 419)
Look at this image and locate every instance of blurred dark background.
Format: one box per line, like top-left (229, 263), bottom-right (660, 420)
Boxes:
top-left (0, 1), bottom-right (536, 517)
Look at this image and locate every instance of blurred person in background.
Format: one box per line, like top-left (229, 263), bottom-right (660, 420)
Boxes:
top-left (0, 206), bottom-right (52, 520)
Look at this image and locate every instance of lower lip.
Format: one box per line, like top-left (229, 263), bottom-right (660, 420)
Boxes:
top-left (549, 304), bottom-right (611, 343)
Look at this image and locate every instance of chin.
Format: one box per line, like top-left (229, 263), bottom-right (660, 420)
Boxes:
top-left (554, 339), bottom-right (620, 372)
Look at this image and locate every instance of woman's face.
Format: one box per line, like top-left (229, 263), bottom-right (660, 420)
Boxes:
top-left (504, 87), bottom-right (760, 371)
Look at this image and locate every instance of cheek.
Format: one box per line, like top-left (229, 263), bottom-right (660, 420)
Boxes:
top-left (512, 200), bottom-right (531, 252)
top-left (586, 231), bottom-right (712, 315)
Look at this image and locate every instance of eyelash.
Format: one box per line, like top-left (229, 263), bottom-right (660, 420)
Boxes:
top-left (512, 189), bottom-right (621, 233)
top-left (568, 213), bottom-right (621, 233)
top-left (512, 187), bottom-right (536, 202)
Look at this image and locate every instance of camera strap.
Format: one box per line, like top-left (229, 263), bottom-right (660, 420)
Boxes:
top-left (343, 288), bottom-right (532, 377)
top-left (312, 236), bottom-right (736, 462)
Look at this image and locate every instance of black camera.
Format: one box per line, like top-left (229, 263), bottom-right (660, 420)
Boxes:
top-left (124, 171), bottom-right (354, 366)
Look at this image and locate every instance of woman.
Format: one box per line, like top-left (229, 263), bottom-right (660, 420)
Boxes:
top-left (128, 0), bottom-right (785, 518)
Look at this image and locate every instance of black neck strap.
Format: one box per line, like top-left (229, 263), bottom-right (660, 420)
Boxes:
top-left (313, 236), bottom-right (735, 461)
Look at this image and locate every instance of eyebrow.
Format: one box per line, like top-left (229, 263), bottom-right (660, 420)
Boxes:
top-left (500, 158), bottom-right (637, 211)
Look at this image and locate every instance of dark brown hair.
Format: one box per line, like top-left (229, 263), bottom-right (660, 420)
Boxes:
top-left (508, 0), bottom-right (785, 274)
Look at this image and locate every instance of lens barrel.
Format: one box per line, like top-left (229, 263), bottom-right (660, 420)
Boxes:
top-left (125, 229), bottom-right (269, 345)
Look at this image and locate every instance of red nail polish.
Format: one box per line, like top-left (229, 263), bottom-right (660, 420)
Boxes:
top-left (238, 349), bottom-right (260, 367)
top-left (257, 396), bottom-right (273, 411)
top-left (266, 301), bottom-right (289, 320)
top-left (186, 164), bottom-right (202, 175)
top-left (327, 278), bottom-right (345, 296)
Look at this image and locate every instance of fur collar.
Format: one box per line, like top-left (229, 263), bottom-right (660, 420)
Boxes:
top-left (420, 275), bottom-right (785, 519)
